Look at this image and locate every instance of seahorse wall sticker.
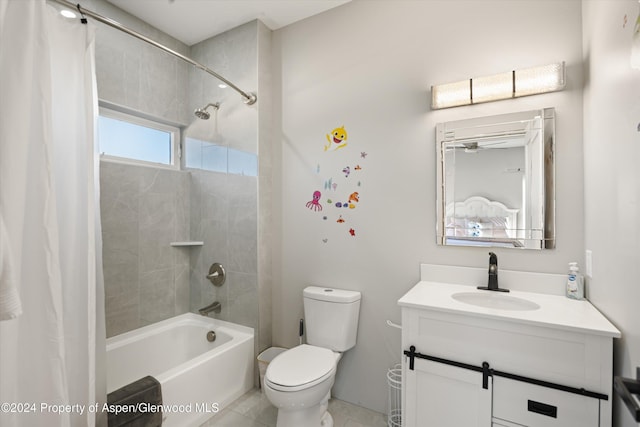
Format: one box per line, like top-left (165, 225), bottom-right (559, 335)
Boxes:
top-left (305, 124), bottom-right (368, 243)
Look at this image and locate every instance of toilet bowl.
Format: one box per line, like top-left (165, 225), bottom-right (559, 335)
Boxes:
top-left (264, 344), bottom-right (340, 427)
top-left (263, 286), bottom-right (361, 427)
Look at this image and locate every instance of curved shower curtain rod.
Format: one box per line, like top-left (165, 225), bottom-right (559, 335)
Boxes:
top-left (51, 0), bottom-right (257, 106)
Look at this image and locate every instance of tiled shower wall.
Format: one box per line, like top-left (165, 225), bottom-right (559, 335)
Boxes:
top-left (100, 162), bottom-right (259, 339)
top-left (86, 0), bottom-right (191, 125)
top-left (101, 161), bottom-right (191, 337)
top-left (186, 20), bottom-right (269, 360)
top-left (91, 0), bottom-right (193, 338)
top-left (188, 170), bottom-right (258, 332)
top-left (93, 0), bottom-right (271, 354)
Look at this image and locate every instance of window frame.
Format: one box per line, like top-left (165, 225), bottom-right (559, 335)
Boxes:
top-left (98, 106), bottom-right (181, 170)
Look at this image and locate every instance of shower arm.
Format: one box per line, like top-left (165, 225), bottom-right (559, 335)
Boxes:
top-left (51, 0), bottom-right (257, 106)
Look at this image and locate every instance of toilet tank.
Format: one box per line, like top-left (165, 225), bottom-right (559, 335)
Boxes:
top-left (303, 286), bottom-right (361, 352)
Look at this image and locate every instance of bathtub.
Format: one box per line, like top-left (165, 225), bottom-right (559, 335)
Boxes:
top-left (106, 313), bottom-right (254, 427)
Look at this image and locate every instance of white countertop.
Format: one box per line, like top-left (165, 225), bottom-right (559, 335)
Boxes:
top-left (398, 281), bottom-right (621, 338)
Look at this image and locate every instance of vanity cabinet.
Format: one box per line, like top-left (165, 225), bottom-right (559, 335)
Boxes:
top-left (399, 281), bottom-right (620, 427)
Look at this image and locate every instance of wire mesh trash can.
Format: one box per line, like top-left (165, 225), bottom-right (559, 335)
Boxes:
top-left (387, 363), bottom-right (402, 427)
top-left (257, 347), bottom-right (287, 392)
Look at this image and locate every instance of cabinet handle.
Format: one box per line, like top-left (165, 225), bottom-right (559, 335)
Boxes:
top-left (527, 400), bottom-right (557, 418)
top-left (482, 362), bottom-right (490, 390)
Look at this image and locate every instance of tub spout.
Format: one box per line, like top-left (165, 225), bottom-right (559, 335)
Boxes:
top-left (199, 301), bottom-right (221, 316)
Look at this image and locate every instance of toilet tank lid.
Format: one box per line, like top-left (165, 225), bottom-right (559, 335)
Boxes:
top-left (304, 286), bottom-right (361, 303)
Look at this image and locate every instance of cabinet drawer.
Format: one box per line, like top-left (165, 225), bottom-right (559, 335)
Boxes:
top-left (493, 377), bottom-right (600, 427)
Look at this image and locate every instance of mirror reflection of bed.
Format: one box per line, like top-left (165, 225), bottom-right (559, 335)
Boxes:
top-left (445, 196), bottom-right (523, 248)
top-left (435, 108), bottom-right (556, 250)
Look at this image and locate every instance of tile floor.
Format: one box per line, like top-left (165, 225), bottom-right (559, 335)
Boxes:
top-left (199, 388), bottom-right (388, 427)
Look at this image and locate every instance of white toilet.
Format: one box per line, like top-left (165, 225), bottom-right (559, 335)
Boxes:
top-left (264, 286), bottom-right (361, 427)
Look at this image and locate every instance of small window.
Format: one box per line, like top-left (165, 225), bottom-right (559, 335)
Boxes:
top-left (98, 107), bottom-right (180, 168)
top-left (184, 137), bottom-right (257, 176)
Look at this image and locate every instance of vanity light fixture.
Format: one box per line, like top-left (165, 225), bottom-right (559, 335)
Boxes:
top-left (431, 62), bottom-right (565, 109)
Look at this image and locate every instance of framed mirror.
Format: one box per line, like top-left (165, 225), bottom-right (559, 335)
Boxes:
top-left (436, 108), bottom-right (555, 249)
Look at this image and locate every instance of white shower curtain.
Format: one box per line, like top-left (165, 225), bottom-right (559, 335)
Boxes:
top-left (0, 1), bottom-right (106, 426)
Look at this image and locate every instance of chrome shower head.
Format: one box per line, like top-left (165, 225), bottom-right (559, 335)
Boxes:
top-left (194, 102), bottom-right (220, 120)
top-left (194, 109), bottom-right (210, 120)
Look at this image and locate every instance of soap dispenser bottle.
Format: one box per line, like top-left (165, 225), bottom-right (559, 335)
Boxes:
top-left (566, 262), bottom-right (585, 300)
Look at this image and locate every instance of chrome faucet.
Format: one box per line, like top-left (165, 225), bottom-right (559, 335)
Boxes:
top-left (477, 252), bottom-right (509, 292)
top-left (199, 301), bottom-right (221, 316)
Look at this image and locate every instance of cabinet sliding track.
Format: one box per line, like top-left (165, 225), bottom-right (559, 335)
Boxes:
top-left (404, 345), bottom-right (608, 401)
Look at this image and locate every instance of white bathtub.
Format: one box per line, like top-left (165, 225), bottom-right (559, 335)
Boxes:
top-left (106, 313), bottom-right (254, 427)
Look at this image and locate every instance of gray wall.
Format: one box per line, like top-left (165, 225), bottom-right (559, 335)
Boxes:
top-left (257, 20), bottom-right (274, 357)
top-left (582, 1), bottom-right (640, 426)
top-left (272, 0), bottom-right (584, 413)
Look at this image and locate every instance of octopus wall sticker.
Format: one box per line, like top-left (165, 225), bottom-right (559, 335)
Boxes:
top-left (306, 190), bottom-right (323, 211)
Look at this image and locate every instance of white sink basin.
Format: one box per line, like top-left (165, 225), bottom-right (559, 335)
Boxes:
top-left (399, 280), bottom-right (621, 337)
top-left (452, 291), bottom-right (541, 311)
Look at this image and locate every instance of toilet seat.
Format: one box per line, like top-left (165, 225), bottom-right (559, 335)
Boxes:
top-left (265, 344), bottom-right (336, 392)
